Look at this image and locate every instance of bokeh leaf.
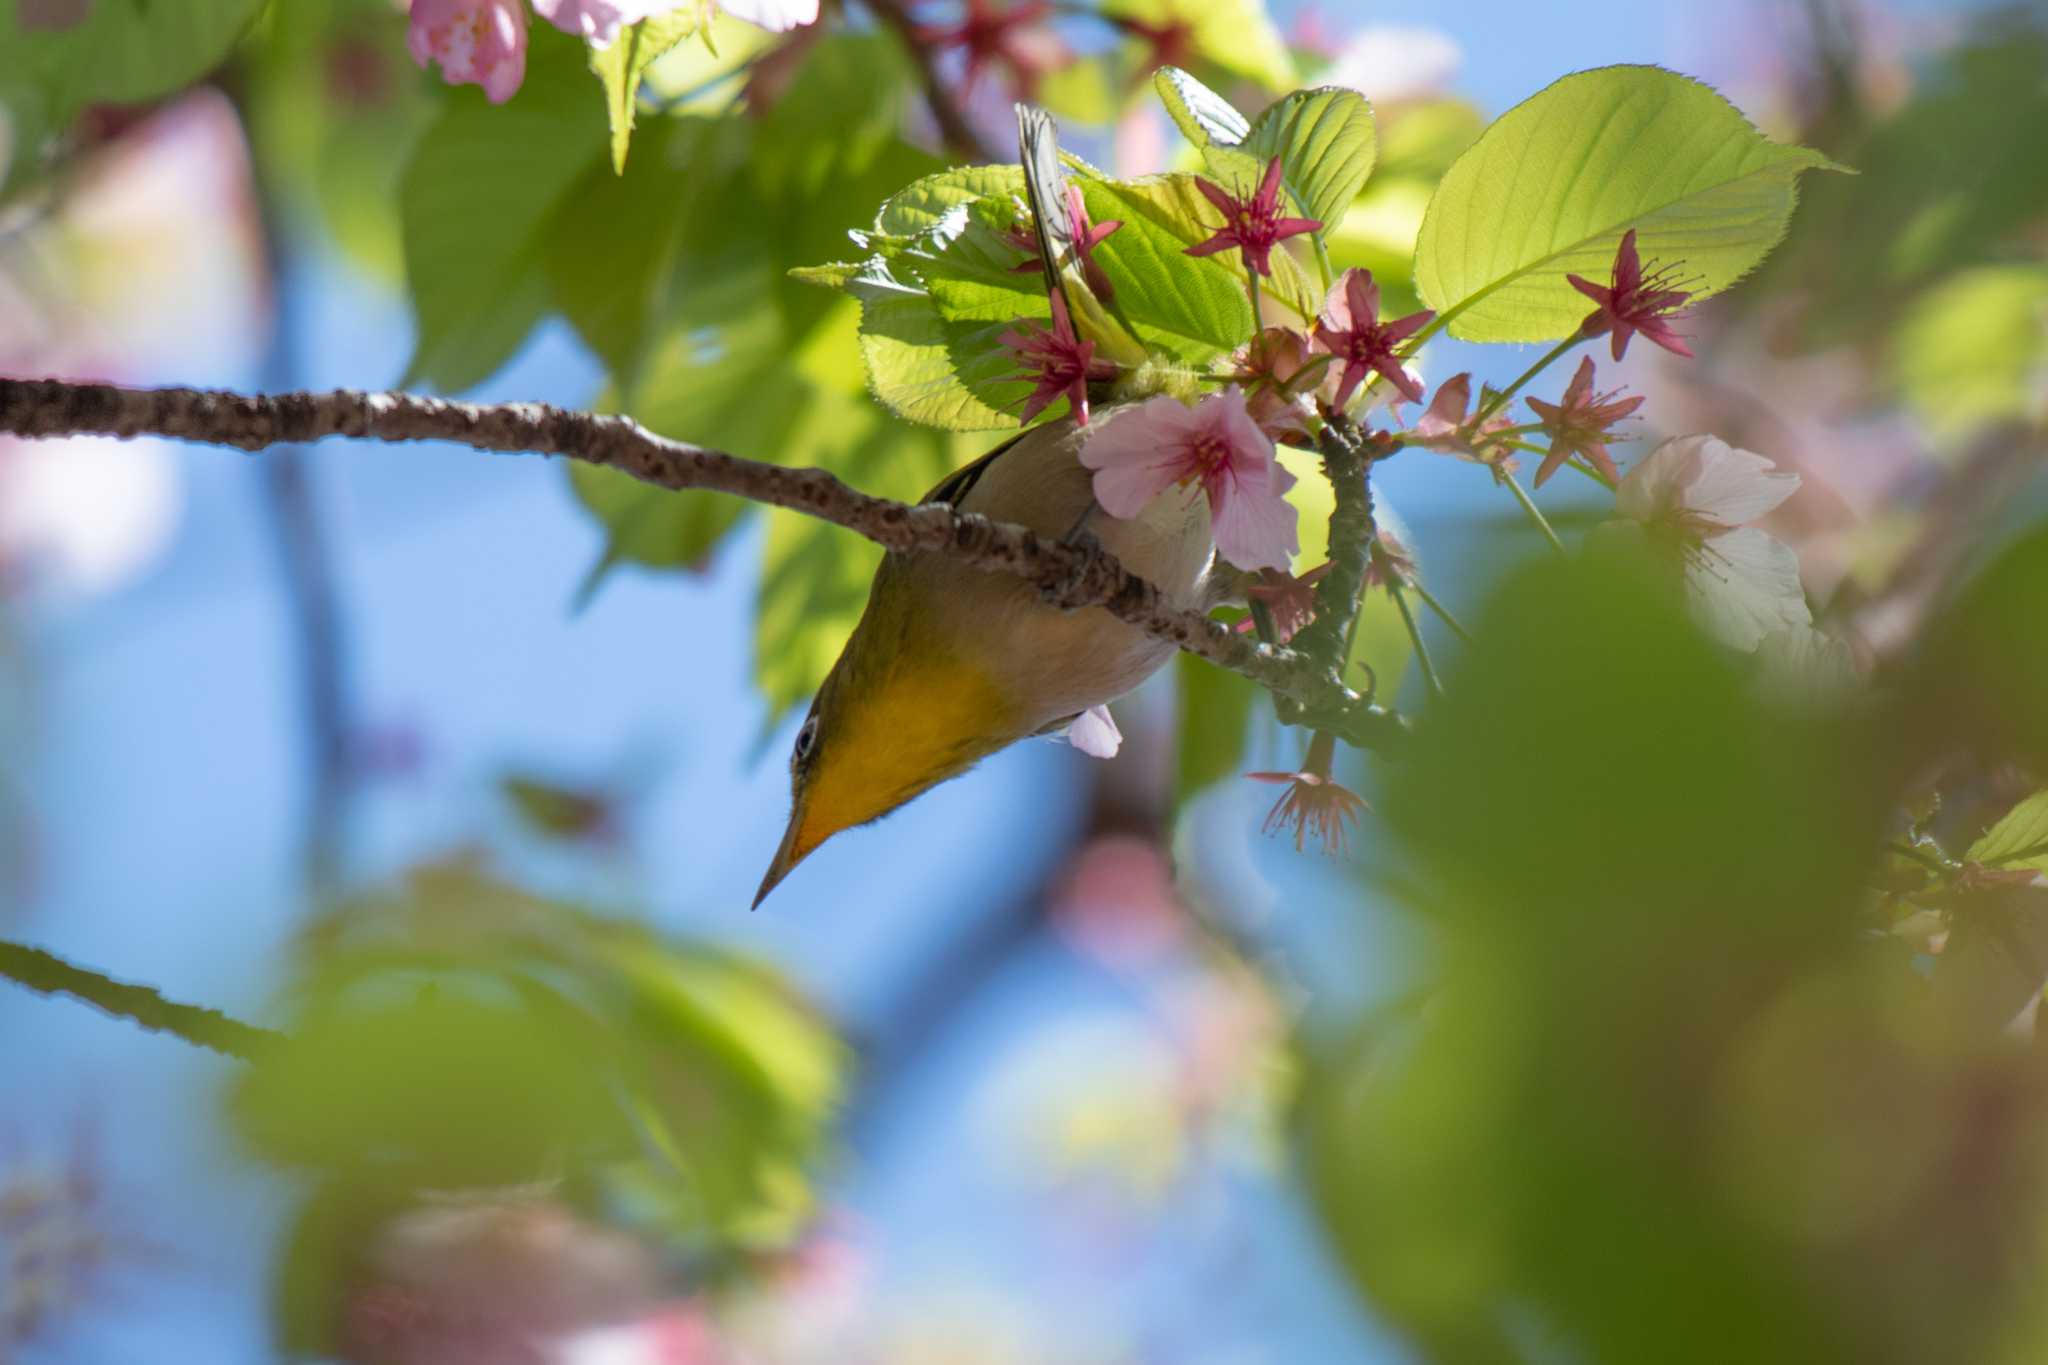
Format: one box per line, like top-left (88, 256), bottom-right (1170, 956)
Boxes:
top-left (400, 29), bottom-right (605, 390)
top-left (1414, 65), bottom-right (1846, 343)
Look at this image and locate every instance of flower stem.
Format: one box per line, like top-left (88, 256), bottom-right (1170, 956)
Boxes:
top-left (1502, 469), bottom-right (1567, 555)
top-left (1387, 578), bottom-right (1444, 698)
top-left (1247, 269), bottom-right (1264, 326)
top-left (1474, 336), bottom-right (1580, 425)
top-left (1312, 234), bottom-right (1335, 298)
top-left (1406, 577), bottom-right (1473, 643)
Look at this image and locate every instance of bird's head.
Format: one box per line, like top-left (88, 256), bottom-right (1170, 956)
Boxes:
top-left (753, 579), bottom-right (1024, 907)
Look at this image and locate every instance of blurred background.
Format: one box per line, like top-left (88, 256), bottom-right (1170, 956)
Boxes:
top-left (2, 0), bottom-right (2046, 1361)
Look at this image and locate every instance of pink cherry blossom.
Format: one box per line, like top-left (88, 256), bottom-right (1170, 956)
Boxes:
top-left (1185, 157), bottom-right (1322, 279)
top-left (1312, 268), bottom-right (1433, 409)
top-left (1566, 229), bottom-right (1693, 362)
top-left (407, 0), bottom-right (528, 104)
top-left (998, 291), bottom-right (1117, 425)
top-left (1079, 390), bottom-right (1299, 572)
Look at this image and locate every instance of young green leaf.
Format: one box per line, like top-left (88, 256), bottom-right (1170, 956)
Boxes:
top-left (1242, 87), bottom-right (1379, 238)
top-left (1968, 791), bottom-right (2048, 873)
top-left (1154, 65), bottom-right (1253, 150)
top-left (1413, 65), bottom-right (1849, 343)
top-left (590, 11), bottom-right (703, 173)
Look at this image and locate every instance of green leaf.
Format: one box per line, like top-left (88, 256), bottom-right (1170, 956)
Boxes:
top-left (1176, 652), bottom-right (1258, 804)
top-left (570, 306), bottom-right (798, 583)
top-left (1154, 65), bottom-right (1253, 150)
top-left (1242, 86), bottom-right (1378, 235)
top-left (546, 119), bottom-right (689, 386)
top-left (0, 0), bottom-right (265, 179)
top-left (857, 285), bottom-right (1030, 430)
top-left (1968, 791), bottom-right (2048, 873)
top-left (1414, 65), bottom-right (1847, 343)
top-left (1888, 265), bottom-right (2048, 443)
top-left (592, 11), bottom-right (703, 173)
top-left (1075, 173), bottom-right (1261, 356)
top-left (400, 30), bottom-right (606, 390)
top-left (873, 163), bottom-right (1026, 238)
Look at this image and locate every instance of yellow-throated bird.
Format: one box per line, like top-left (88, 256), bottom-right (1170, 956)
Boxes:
top-left (753, 410), bottom-right (1220, 906)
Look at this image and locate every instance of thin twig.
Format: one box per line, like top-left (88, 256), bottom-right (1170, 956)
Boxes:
top-left (861, 0), bottom-right (998, 163)
top-left (0, 940), bottom-right (282, 1061)
top-left (0, 376), bottom-right (1408, 754)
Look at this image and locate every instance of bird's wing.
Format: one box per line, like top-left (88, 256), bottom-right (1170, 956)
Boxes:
top-left (920, 427), bottom-right (1032, 507)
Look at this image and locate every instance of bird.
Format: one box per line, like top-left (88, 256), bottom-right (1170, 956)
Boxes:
top-left (752, 410), bottom-right (1220, 906)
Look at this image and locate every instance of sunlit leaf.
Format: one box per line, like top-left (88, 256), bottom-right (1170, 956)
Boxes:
top-left (1888, 265), bottom-right (2048, 443)
top-left (1969, 790), bottom-right (2048, 874)
top-left (591, 11), bottom-right (702, 173)
top-left (1241, 86), bottom-right (1378, 236)
top-left (1414, 66), bottom-right (1847, 343)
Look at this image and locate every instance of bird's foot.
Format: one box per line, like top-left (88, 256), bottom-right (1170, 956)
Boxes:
top-left (1039, 525), bottom-right (1104, 612)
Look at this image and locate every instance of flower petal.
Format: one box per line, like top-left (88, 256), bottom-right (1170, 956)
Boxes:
top-left (1079, 397), bottom-right (1195, 517)
top-left (1064, 705), bottom-right (1123, 758)
top-left (720, 0), bottom-right (821, 29)
top-left (1210, 473), bottom-right (1300, 572)
top-left (1687, 526), bottom-right (1812, 651)
top-left (1682, 436), bottom-right (1801, 525)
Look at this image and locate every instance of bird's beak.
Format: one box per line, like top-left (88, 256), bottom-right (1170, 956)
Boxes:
top-left (752, 804), bottom-right (818, 910)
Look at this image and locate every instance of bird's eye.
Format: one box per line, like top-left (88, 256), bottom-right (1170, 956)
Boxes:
top-left (792, 716), bottom-right (820, 769)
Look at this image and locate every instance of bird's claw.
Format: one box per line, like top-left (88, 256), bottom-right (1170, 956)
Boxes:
top-left (1039, 526), bottom-right (1104, 612)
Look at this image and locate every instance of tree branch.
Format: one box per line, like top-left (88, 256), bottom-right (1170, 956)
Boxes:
top-left (1287, 417), bottom-right (1382, 672)
top-left (0, 376), bottom-right (1407, 753)
top-left (0, 940), bottom-right (282, 1061)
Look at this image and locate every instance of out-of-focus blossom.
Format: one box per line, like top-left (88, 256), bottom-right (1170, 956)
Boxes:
top-left (1317, 24), bottom-right (1463, 103)
top-left (1247, 730), bottom-right (1368, 855)
top-left (1568, 229), bottom-right (1694, 362)
top-left (0, 1125), bottom-right (149, 1355)
top-left (1080, 389), bottom-right (1298, 572)
top-left (1050, 835), bottom-right (1185, 968)
top-left (338, 1195), bottom-right (667, 1365)
top-left (1611, 433), bottom-right (1811, 650)
top-left (17, 0), bottom-right (91, 31)
top-left (1185, 157), bottom-right (1321, 280)
top-left (1313, 268), bottom-right (1432, 408)
top-left (998, 291), bottom-right (1117, 426)
top-left (1409, 372), bottom-right (1518, 473)
top-left (1230, 326), bottom-right (1326, 443)
top-left (1526, 355), bottom-right (1643, 486)
top-left (1109, 13), bottom-right (1195, 81)
top-left (1233, 562), bottom-right (1330, 644)
top-left (1061, 704), bottom-right (1121, 759)
top-left (407, 0), bottom-right (529, 104)
top-left (0, 435), bottom-right (180, 602)
top-left (913, 0), bottom-right (1057, 97)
